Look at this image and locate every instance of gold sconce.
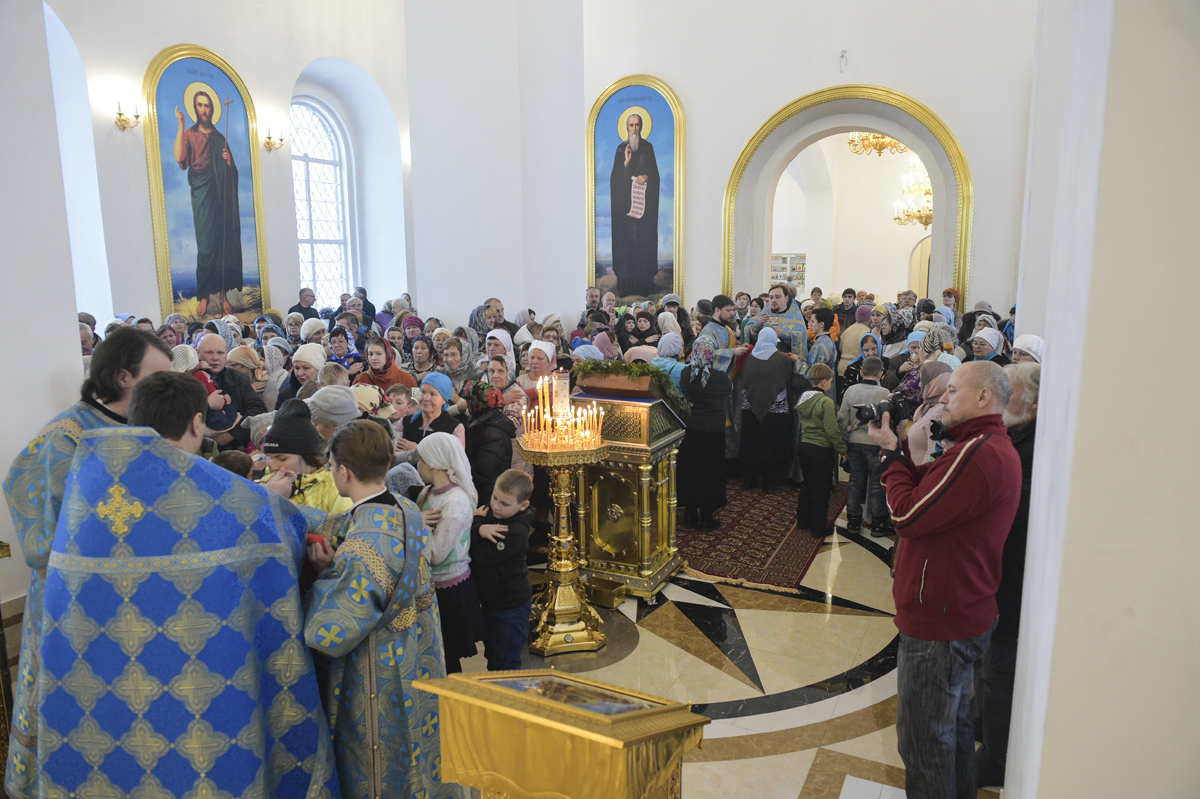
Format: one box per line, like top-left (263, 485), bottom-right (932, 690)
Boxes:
top-left (114, 101), bottom-right (141, 131)
top-left (263, 128), bottom-right (285, 152)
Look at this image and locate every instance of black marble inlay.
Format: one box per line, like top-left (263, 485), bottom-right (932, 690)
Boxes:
top-left (668, 575), bottom-right (733, 607)
top-left (673, 602), bottom-right (764, 693)
top-left (691, 637), bottom-right (898, 720)
top-left (635, 595), bottom-right (667, 623)
top-left (710, 579), bottom-right (891, 616)
top-left (837, 529), bottom-right (894, 566)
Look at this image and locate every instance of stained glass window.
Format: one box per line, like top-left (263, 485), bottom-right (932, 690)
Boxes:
top-left (290, 102), bottom-right (349, 309)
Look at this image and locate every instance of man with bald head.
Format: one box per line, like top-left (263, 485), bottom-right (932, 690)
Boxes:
top-left (868, 360), bottom-right (1022, 798)
top-left (198, 332), bottom-right (267, 449)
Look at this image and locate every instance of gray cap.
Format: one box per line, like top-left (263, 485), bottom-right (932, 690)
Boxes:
top-left (308, 385), bottom-right (360, 426)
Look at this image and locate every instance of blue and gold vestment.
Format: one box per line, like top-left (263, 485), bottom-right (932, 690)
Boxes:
top-left (696, 322), bottom-right (744, 459)
top-left (2, 400), bottom-right (125, 796)
top-left (7, 427), bottom-right (340, 799)
top-left (305, 498), bottom-right (460, 799)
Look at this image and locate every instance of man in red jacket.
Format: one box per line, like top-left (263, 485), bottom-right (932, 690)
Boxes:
top-left (869, 360), bottom-right (1022, 799)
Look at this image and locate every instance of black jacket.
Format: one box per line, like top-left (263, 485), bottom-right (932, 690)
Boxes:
top-left (680, 366), bottom-right (733, 432)
top-left (209, 366), bottom-right (268, 448)
top-left (995, 418), bottom-right (1036, 639)
top-left (465, 409), bottom-right (516, 505)
top-left (470, 508), bottom-right (534, 611)
top-left (275, 372), bottom-right (302, 409)
top-left (287, 303), bottom-right (319, 320)
top-left (833, 302), bottom-right (858, 334)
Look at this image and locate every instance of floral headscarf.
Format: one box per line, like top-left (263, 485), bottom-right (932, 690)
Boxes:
top-left (882, 310), bottom-right (911, 345)
top-left (462, 379), bottom-right (504, 416)
top-left (688, 336), bottom-right (716, 387)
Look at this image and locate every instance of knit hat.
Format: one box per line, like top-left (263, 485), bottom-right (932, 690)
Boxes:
top-left (401, 314), bottom-right (425, 331)
top-left (1013, 334), bottom-right (1045, 363)
top-left (170, 344), bottom-right (199, 373)
top-left (975, 328), bottom-right (1004, 353)
top-left (854, 305), bottom-right (873, 323)
top-left (293, 343), bottom-right (326, 371)
top-left (662, 293), bottom-right (682, 307)
top-left (308, 385), bottom-right (360, 426)
top-left (921, 323), bottom-right (958, 354)
top-left (300, 318), bottom-right (325, 342)
top-left (262, 399), bottom-right (323, 456)
top-left (352, 384), bottom-right (394, 419)
top-left (266, 337), bottom-right (293, 354)
top-left (656, 332), bottom-right (683, 358)
top-left (635, 310), bottom-right (655, 324)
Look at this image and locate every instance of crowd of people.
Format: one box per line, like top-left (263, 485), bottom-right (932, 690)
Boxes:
top-left (16, 279), bottom-right (1045, 798)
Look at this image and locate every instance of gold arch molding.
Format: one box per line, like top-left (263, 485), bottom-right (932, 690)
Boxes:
top-left (722, 85), bottom-right (972, 302)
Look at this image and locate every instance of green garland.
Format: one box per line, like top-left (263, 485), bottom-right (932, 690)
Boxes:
top-left (570, 359), bottom-right (692, 414)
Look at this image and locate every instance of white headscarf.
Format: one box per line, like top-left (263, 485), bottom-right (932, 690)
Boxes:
top-left (975, 328), bottom-right (1004, 354)
top-left (1012, 334), bottom-right (1045, 363)
top-left (485, 328), bottom-right (513, 353)
top-left (751, 327), bottom-right (780, 360)
top-left (657, 311), bottom-right (682, 335)
top-left (416, 432), bottom-right (477, 507)
top-left (528, 340), bottom-right (556, 364)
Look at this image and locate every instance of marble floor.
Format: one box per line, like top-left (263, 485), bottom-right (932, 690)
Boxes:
top-left (461, 514), bottom-right (1002, 799)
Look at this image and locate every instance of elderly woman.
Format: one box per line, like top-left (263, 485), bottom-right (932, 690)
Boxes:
top-left (540, 315), bottom-right (569, 355)
top-left (462, 379), bottom-right (516, 505)
top-left (300, 317), bottom-right (326, 346)
top-left (431, 327), bottom-right (453, 362)
top-left (879, 310), bottom-right (911, 360)
top-left (227, 345), bottom-right (267, 395)
top-left (738, 328), bottom-right (796, 494)
top-left (477, 328), bottom-right (517, 377)
top-left (906, 362), bottom-right (954, 464)
top-left (284, 312), bottom-right (305, 346)
top-left (1011, 334), bottom-right (1044, 364)
top-left (650, 332), bottom-right (686, 388)
top-left (275, 342), bottom-right (325, 409)
top-left (517, 341), bottom-right (557, 399)
top-left (261, 340), bottom-right (291, 410)
top-left (398, 373), bottom-right (466, 454)
top-left (407, 335), bottom-right (438, 383)
top-left (397, 314), bottom-right (425, 370)
top-left (439, 337), bottom-right (481, 414)
top-left (165, 313), bottom-right (189, 345)
top-left (966, 328), bottom-right (1011, 366)
top-left (353, 335), bottom-right (415, 391)
top-left (486, 354), bottom-right (532, 476)
top-left (678, 338), bottom-right (732, 531)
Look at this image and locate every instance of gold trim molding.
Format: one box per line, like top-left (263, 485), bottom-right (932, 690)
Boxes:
top-left (142, 44), bottom-right (271, 320)
top-left (586, 75), bottom-right (685, 302)
top-left (721, 84), bottom-right (972, 302)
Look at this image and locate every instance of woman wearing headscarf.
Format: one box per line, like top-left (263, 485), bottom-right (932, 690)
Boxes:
top-left (879, 310), bottom-right (911, 360)
top-left (284, 312), bottom-right (305, 347)
top-left (414, 432), bottom-right (483, 673)
top-left (884, 331), bottom-right (928, 398)
top-left (407, 335), bottom-right (438, 384)
top-left (738, 328), bottom-right (796, 494)
top-left (657, 311), bottom-right (682, 337)
top-left (516, 341), bottom-right (557, 401)
top-left (398, 314), bottom-right (426, 371)
top-left (438, 337), bottom-right (481, 415)
top-left (423, 316), bottom-right (442, 336)
top-left (462, 379), bottom-right (516, 507)
top-left (540, 315), bottom-right (569, 356)
top-left (227, 345), bottom-right (267, 395)
top-left (468, 305), bottom-right (494, 341)
top-left (354, 335), bottom-right (416, 392)
top-left (484, 354), bottom-right (532, 477)
top-left (921, 322), bottom-right (964, 371)
top-left (514, 308), bottom-right (535, 329)
top-left (678, 337), bottom-right (733, 531)
top-left (261, 340), bottom-right (290, 410)
top-left (592, 330), bottom-right (619, 360)
top-left (430, 327), bottom-right (453, 363)
top-left (650, 332), bottom-right (686, 388)
top-left (837, 331), bottom-right (883, 406)
top-left (1011, 334), bottom-right (1044, 364)
top-left (398, 373), bottom-right (466, 461)
top-left (630, 310), bottom-right (660, 348)
top-left (254, 324), bottom-right (285, 349)
top-left (165, 313), bottom-right (189, 344)
top-left (965, 328), bottom-right (1011, 366)
top-left (616, 312), bottom-right (638, 352)
top-left (477, 328), bottom-right (517, 376)
top-left (906, 361), bottom-right (954, 464)
top-left (300, 317), bottom-right (326, 346)
top-left (203, 318), bottom-right (239, 352)
top-left (941, 287), bottom-right (962, 327)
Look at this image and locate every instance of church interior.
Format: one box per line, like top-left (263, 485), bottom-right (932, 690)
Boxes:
top-left (1, 1), bottom-right (1197, 797)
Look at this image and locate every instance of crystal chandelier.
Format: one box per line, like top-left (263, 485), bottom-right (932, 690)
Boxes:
top-left (894, 155), bottom-right (933, 229)
top-left (848, 131), bottom-right (909, 157)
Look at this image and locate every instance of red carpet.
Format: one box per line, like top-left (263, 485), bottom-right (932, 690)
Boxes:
top-left (677, 480), bottom-right (849, 592)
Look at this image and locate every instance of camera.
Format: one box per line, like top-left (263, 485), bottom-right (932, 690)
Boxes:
top-left (854, 393), bottom-right (910, 428)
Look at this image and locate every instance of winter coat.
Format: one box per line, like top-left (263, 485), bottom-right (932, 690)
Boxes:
top-left (464, 409), bottom-right (517, 505)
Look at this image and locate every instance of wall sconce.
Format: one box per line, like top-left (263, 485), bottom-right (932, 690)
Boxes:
top-left (115, 101), bottom-right (140, 131)
top-left (263, 128), bottom-right (285, 152)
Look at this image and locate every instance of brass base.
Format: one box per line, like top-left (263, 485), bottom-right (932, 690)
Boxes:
top-left (584, 549), bottom-right (683, 599)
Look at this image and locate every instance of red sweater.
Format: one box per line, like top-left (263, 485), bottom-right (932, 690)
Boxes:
top-left (883, 414), bottom-right (1022, 641)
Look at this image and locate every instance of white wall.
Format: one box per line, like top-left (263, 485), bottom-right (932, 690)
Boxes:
top-left (770, 171), bottom-right (807, 255)
top-left (0, 0), bottom-right (83, 601)
top-left (1010, 0), bottom-right (1200, 796)
top-left (582, 0), bottom-right (1037, 308)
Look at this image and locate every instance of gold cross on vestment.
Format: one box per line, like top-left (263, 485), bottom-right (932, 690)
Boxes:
top-left (97, 484), bottom-right (146, 536)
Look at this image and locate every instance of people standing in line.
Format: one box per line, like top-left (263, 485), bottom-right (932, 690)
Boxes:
top-left (838, 356), bottom-right (891, 535)
top-left (794, 363), bottom-right (845, 538)
top-left (678, 338), bottom-right (733, 531)
top-left (738, 328), bottom-right (796, 494)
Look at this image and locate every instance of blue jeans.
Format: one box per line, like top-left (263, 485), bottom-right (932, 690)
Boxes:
top-left (483, 599), bottom-right (531, 671)
top-left (846, 442), bottom-right (885, 522)
top-left (974, 633), bottom-right (1018, 788)
top-left (896, 619), bottom-right (996, 799)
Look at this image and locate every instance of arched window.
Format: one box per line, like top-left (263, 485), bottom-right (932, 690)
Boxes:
top-left (290, 102), bottom-right (350, 309)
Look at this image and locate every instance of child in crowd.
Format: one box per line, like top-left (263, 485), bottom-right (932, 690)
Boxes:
top-left (387, 384), bottom-right (418, 419)
top-left (170, 344), bottom-right (240, 434)
top-left (795, 363), bottom-right (846, 538)
top-left (415, 432), bottom-right (483, 672)
top-left (303, 421), bottom-right (454, 799)
top-left (261, 399), bottom-right (353, 515)
top-left (470, 469), bottom-right (535, 671)
top-left (319, 362), bottom-right (351, 387)
top-left (210, 449), bottom-right (252, 478)
top-left (837, 356), bottom-right (891, 536)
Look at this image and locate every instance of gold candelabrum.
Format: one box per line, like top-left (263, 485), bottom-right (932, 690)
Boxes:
top-left (114, 101), bottom-right (141, 131)
top-left (894, 154), bottom-right (933, 230)
top-left (518, 374), bottom-right (609, 656)
top-left (848, 131), bottom-right (908, 156)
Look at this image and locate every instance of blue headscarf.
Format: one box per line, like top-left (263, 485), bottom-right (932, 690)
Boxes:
top-left (906, 331), bottom-right (926, 347)
top-left (411, 372), bottom-right (454, 422)
top-left (849, 332), bottom-right (882, 366)
top-left (751, 327), bottom-right (780, 361)
top-left (572, 344), bottom-right (604, 360)
top-left (254, 324), bottom-right (284, 349)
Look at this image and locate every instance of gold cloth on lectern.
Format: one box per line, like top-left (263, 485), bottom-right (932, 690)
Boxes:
top-left (414, 670), bottom-right (708, 799)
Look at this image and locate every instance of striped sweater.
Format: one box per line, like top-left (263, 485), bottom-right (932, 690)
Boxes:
top-left (882, 414), bottom-right (1022, 641)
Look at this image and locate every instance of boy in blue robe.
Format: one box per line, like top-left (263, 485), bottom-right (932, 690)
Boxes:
top-left (304, 421), bottom-right (460, 799)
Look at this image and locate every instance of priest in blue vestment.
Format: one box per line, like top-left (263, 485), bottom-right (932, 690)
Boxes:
top-left (2, 328), bottom-right (172, 797)
top-left (9, 373), bottom-right (341, 799)
top-left (695, 296), bottom-right (751, 459)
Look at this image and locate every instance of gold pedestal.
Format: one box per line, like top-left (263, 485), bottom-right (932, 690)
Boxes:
top-left (517, 440), bottom-right (609, 656)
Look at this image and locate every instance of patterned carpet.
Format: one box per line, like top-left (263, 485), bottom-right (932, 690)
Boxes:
top-left (677, 480), bottom-right (849, 592)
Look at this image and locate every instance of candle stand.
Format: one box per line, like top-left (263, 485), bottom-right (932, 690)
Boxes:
top-left (517, 438), bottom-right (609, 656)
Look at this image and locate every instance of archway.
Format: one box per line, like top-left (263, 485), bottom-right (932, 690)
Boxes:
top-left (723, 85), bottom-right (972, 303)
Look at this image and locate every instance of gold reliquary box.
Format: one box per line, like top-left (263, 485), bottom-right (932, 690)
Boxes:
top-left (571, 378), bottom-right (686, 597)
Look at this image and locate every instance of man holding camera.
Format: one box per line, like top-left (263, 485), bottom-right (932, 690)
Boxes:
top-left (867, 361), bottom-right (1022, 798)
